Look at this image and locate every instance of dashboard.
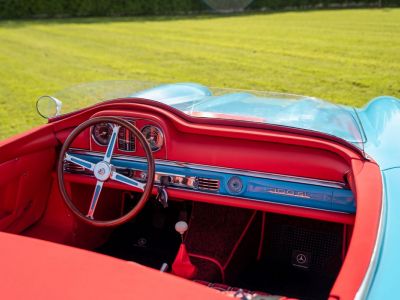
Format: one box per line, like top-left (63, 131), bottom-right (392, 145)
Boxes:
top-left (66, 150), bottom-right (355, 214)
top-left (63, 109), bottom-right (356, 216)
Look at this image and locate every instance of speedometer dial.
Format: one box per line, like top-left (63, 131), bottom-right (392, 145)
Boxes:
top-left (141, 125), bottom-right (164, 152)
top-left (92, 122), bottom-right (112, 146)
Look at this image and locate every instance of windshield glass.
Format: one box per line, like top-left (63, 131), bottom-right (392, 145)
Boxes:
top-left (48, 80), bottom-right (365, 149)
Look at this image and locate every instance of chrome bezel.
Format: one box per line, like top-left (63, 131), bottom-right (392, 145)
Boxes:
top-left (91, 122), bottom-right (113, 146)
top-left (227, 176), bottom-right (244, 194)
top-left (141, 125), bottom-right (164, 152)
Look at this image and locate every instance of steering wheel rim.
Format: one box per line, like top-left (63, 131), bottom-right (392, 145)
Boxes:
top-left (57, 116), bottom-right (155, 227)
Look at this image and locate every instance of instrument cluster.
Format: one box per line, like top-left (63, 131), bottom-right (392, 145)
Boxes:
top-left (91, 120), bottom-right (164, 153)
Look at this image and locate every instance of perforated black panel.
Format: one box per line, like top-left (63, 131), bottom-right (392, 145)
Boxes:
top-left (250, 214), bottom-right (345, 299)
top-left (265, 215), bottom-right (343, 274)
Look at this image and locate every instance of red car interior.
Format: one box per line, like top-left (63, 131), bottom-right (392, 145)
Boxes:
top-left (0, 99), bottom-right (382, 300)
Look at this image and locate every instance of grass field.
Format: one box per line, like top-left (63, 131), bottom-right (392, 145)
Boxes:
top-left (0, 8), bottom-right (399, 139)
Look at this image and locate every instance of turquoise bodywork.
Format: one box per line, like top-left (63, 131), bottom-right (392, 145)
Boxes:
top-left (133, 83), bottom-right (400, 299)
top-left (356, 97), bottom-right (400, 299)
top-left (357, 96), bottom-right (400, 169)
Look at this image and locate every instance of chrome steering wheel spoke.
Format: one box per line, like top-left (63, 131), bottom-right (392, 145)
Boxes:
top-left (104, 124), bottom-right (120, 163)
top-left (86, 180), bottom-right (104, 219)
top-left (84, 124), bottom-right (121, 219)
top-left (110, 171), bottom-right (145, 191)
top-left (65, 153), bottom-right (95, 171)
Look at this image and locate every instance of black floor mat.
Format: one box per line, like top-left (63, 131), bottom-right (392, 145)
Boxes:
top-left (96, 199), bottom-right (184, 270)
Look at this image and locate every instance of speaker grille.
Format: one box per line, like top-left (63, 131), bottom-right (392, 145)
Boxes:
top-left (264, 214), bottom-right (343, 274)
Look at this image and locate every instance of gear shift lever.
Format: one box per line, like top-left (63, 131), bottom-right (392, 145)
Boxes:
top-left (172, 220), bottom-right (197, 279)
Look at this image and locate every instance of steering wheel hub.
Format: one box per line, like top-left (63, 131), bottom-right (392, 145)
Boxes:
top-left (94, 161), bottom-right (112, 181)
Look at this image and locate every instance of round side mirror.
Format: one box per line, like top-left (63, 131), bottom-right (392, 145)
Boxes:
top-left (36, 96), bottom-right (63, 119)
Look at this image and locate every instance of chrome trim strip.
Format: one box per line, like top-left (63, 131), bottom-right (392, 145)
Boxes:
top-left (69, 148), bottom-right (348, 189)
top-left (354, 174), bottom-right (386, 299)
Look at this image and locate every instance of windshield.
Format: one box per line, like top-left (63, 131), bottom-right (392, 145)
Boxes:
top-left (47, 80), bottom-right (366, 149)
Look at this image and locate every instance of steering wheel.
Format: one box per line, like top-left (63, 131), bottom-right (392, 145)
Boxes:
top-left (57, 116), bottom-right (155, 227)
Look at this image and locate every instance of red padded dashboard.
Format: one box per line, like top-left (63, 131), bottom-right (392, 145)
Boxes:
top-left (58, 106), bottom-right (355, 184)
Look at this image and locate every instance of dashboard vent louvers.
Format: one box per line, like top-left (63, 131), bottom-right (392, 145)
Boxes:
top-left (197, 178), bottom-right (220, 192)
top-left (64, 161), bottom-right (90, 174)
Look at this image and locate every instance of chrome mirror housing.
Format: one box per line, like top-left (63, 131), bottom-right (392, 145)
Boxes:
top-left (36, 95), bottom-right (62, 119)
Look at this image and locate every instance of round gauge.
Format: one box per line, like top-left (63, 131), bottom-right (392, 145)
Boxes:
top-left (227, 176), bottom-right (244, 194)
top-left (92, 122), bottom-right (112, 146)
top-left (141, 125), bottom-right (164, 152)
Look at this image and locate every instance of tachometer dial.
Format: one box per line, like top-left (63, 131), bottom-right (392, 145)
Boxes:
top-left (141, 125), bottom-right (164, 152)
top-left (92, 122), bottom-right (112, 146)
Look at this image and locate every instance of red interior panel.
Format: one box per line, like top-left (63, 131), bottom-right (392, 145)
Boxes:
top-left (0, 125), bottom-right (57, 234)
top-left (330, 160), bottom-right (382, 300)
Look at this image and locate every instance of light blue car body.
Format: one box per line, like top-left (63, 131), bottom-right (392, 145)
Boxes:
top-left (133, 83), bottom-right (400, 299)
top-left (357, 98), bottom-right (400, 299)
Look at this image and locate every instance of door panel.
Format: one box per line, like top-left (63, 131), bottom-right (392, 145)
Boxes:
top-left (0, 125), bottom-right (57, 233)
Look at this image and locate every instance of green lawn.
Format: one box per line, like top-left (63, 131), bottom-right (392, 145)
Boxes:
top-left (1, 9), bottom-right (399, 139)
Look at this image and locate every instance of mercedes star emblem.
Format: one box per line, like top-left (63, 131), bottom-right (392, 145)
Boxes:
top-left (296, 253), bottom-right (307, 264)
